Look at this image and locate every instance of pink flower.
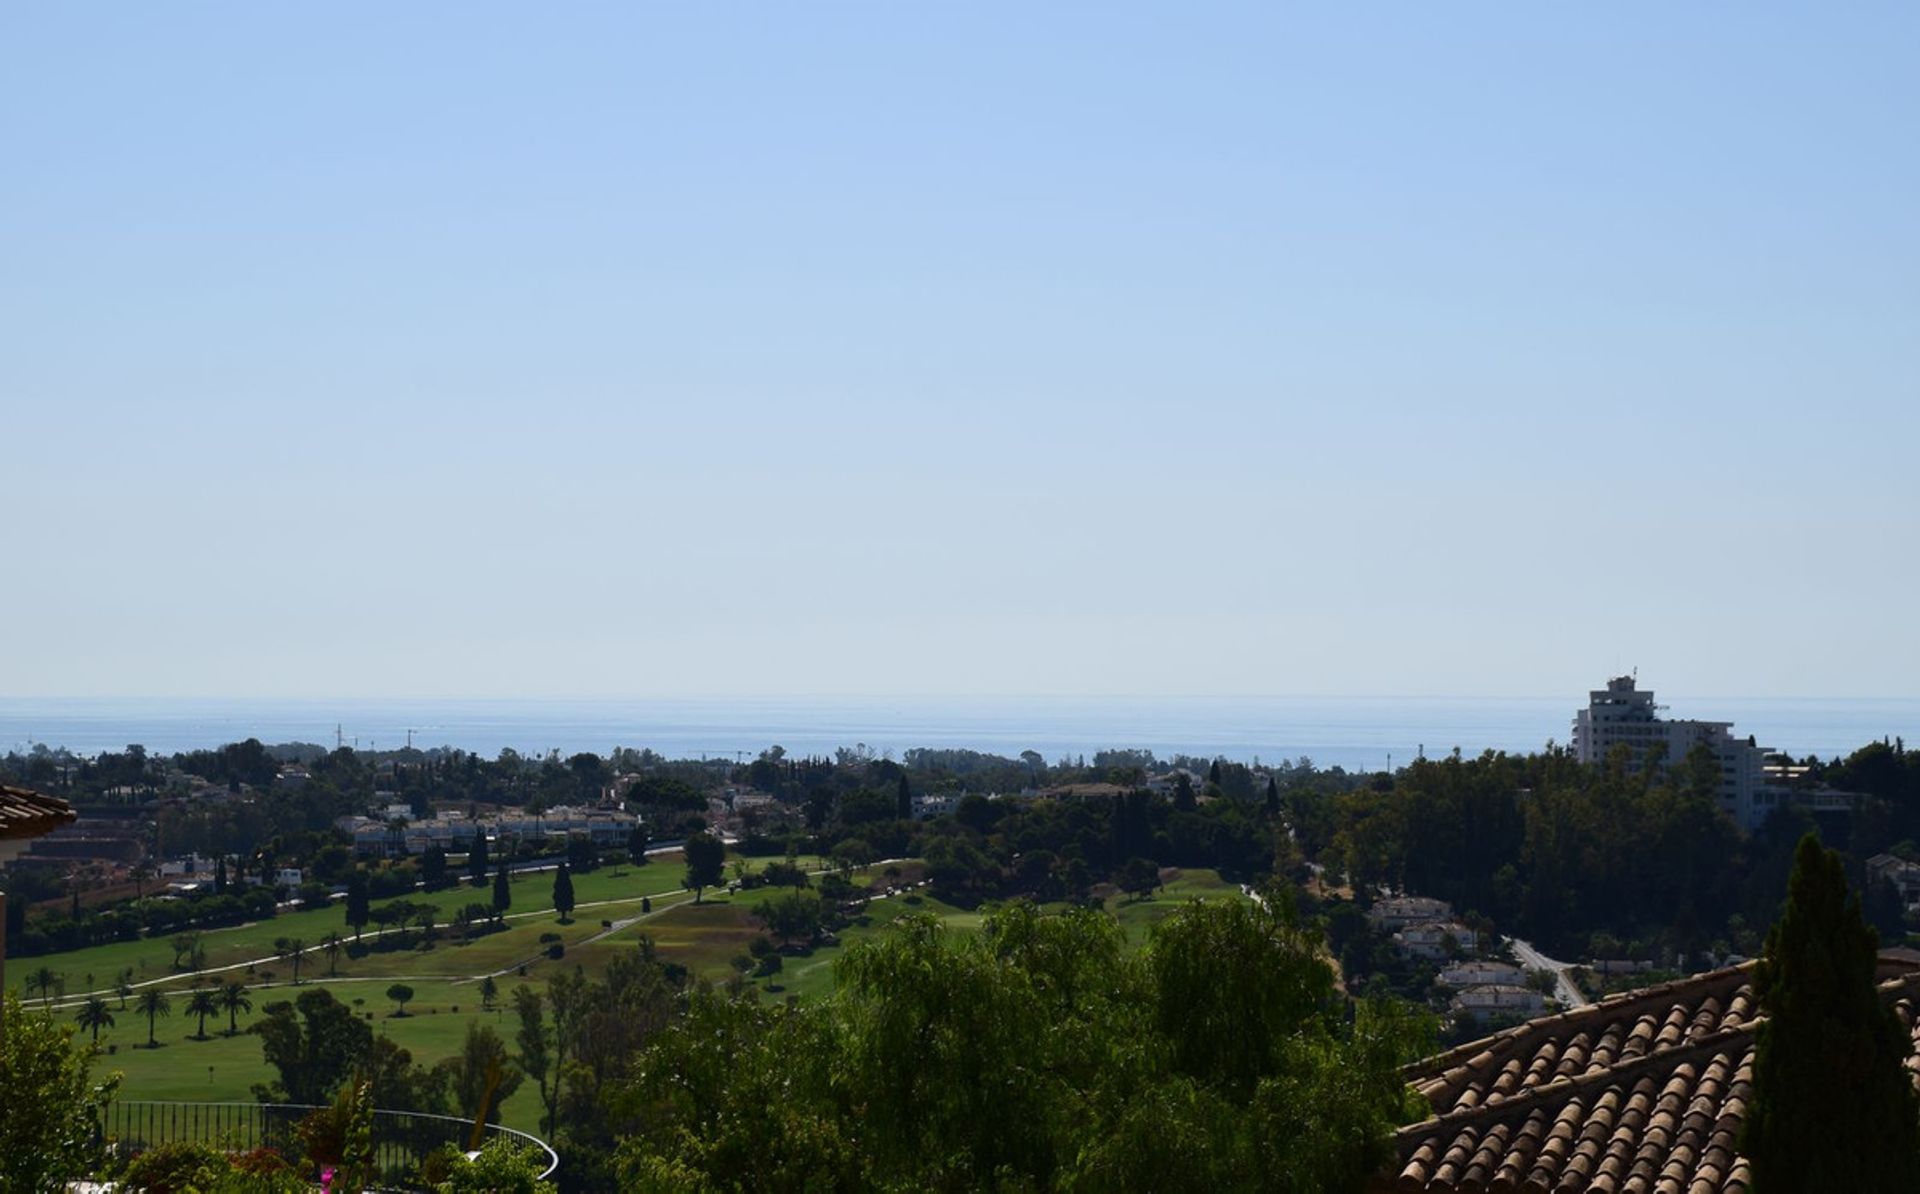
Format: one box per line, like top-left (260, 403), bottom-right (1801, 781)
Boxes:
top-left (321, 1167), bottom-right (336, 1192)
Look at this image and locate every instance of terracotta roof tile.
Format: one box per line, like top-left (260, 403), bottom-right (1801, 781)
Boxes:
top-left (0, 783), bottom-right (75, 841)
top-left (1383, 954), bottom-right (1920, 1193)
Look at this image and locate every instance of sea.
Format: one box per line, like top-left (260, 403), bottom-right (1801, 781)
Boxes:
top-left (1, 695), bottom-right (1916, 772)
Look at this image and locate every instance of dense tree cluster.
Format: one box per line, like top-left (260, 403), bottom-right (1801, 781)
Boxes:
top-left (1306, 746), bottom-right (1815, 959)
top-left (614, 896), bottom-right (1429, 1192)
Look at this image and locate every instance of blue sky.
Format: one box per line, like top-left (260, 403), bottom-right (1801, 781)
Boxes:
top-left (3, 4), bottom-right (1916, 699)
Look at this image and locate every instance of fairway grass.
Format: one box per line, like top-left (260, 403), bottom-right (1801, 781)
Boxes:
top-left (18, 859), bottom-right (1244, 1128)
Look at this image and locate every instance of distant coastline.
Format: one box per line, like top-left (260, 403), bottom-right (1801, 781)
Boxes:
top-left (2, 694), bottom-right (1914, 771)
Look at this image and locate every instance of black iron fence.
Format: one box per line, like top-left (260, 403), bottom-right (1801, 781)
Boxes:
top-left (102, 1100), bottom-right (557, 1189)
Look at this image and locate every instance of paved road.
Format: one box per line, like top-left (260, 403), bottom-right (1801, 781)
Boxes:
top-left (1509, 936), bottom-right (1589, 1009)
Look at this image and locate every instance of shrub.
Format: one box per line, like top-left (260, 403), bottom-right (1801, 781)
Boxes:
top-left (121, 1142), bottom-right (225, 1193)
top-left (429, 1138), bottom-right (556, 1194)
top-left (546, 942), bottom-right (565, 960)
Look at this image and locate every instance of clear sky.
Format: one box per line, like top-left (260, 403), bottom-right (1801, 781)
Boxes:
top-left (3, 4), bottom-right (1916, 700)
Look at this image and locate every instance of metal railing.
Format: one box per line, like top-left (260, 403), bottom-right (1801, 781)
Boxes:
top-left (103, 1100), bottom-right (558, 1188)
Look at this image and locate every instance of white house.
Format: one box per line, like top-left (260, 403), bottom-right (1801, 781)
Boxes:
top-left (1393, 921), bottom-right (1479, 961)
top-left (1437, 960), bottom-right (1527, 989)
top-left (1368, 896), bottom-right (1454, 931)
top-left (911, 794), bottom-right (962, 820)
top-left (1453, 983), bottom-right (1547, 1020)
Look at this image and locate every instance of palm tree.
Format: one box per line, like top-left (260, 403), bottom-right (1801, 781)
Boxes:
top-left (285, 938), bottom-right (308, 984)
top-left (185, 987), bottom-right (220, 1039)
top-left (218, 980), bottom-right (252, 1036)
top-left (75, 996), bottom-right (114, 1044)
top-left (322, 932), bottom-right (343, 976)
top-left (115, 968), bottom-right (135, 1010)
top-left (135, 988), bottom-right (171, 1047)
top-left (26, 966), bottom-right (58, 1008)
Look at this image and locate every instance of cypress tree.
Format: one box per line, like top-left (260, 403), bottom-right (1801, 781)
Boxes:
top-left (214, 856), bottom-right (228, 895)
top-left (896, 773), bottom-right (912, 821)
top-left (1264, 776), bottom-right (1280, 816)
top-left (491, 863), bottom-right (512, 921)
top-left (345, 869), bottom-right (370, 941)
top-left (1173, 772), bottom-right (1197, 812)
top-left (1742, 833), bottom-right (1920, 1190)
top-left (468, 834), bottom-right (491, 887)
top-left (553, 861), bottom-right (576, 923)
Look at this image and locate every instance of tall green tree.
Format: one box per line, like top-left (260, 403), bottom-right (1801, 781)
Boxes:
top-left (513, 985), bottom-right (558, 1139)
top-left (492, 864), bottom-right (512, 921)
top-left (469, 834), bottom-right (492, 886)
top-left (134, 988), bottom-right (170, 1047)
top-left (251, 988), bottom-right (371, 1105)
top-left (74, 996), bottom-right (114, 1044)
top-left (682, 833), bottom-right (726, 904)
top-left (553, 862), bottom-right (576, 923)
top-left (218, 980), bottom-right (252, 1036)
top-left (185, 987), bottom-right (220, 1039)
top-left (1, 993), bottom-right (120, 1192)
top-left (345, 869), bottom-right (370, 942)
top-left (434, 1021), bottom-right (523, 1125)
top-left (1742, 833), bottom-right (1920, 1191)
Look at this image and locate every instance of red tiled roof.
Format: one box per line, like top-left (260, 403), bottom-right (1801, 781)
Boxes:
top-left (0, 783), bottom-right (76, 841)
top-left (1380, 953), bottom-right (1920, 1193)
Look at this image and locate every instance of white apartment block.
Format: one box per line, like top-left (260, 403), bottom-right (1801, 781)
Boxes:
top-left (1572, 676), bottom-right (1778, 831)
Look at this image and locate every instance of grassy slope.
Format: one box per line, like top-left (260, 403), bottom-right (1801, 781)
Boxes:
top-left (15, 861), bottom-right (1243, 1139)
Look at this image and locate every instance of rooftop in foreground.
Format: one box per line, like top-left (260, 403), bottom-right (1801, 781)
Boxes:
top-left (0, 783), bottom-right (76, 841)
top-left (1379, 949), bottom-right (1920, 1193)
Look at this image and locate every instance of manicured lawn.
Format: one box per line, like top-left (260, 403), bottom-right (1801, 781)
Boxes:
top-left (51, 976), bottom-right (545, 1135)
top-left (16, 858), bottom-right (1247, 1137)
top-left (11, 852), bottom-right (828, 1005)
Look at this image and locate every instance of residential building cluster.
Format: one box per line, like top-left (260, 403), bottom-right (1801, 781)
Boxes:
top-left (338, 804), bottom-right (641, 858)
top-left (1368, 896), bottom-right (1546, 1021)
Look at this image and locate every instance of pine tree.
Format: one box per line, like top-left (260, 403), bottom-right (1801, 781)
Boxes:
top-left (553, 861), bottom-right (575, 923)
top-left (1742, 833), bottom-right (1920, 1190)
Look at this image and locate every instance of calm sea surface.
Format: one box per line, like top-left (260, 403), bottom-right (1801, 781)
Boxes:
top-left (1, 696), bottom-right (1915, 771)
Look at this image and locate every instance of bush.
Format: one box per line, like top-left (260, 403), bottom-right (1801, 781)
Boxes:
top-left (546, 943), bottom-right (565, 960)
top-left (121, 1142), bottom-right (225, 1193)
top-left (429, 1138), bottom-right (556, 1194)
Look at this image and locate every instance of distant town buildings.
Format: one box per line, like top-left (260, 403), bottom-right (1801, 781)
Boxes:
top-left (340, 804), bottom-right (640, 858)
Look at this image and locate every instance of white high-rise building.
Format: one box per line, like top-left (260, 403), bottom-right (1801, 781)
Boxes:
top-left (1571, 676), bottom-right (1778, 831)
